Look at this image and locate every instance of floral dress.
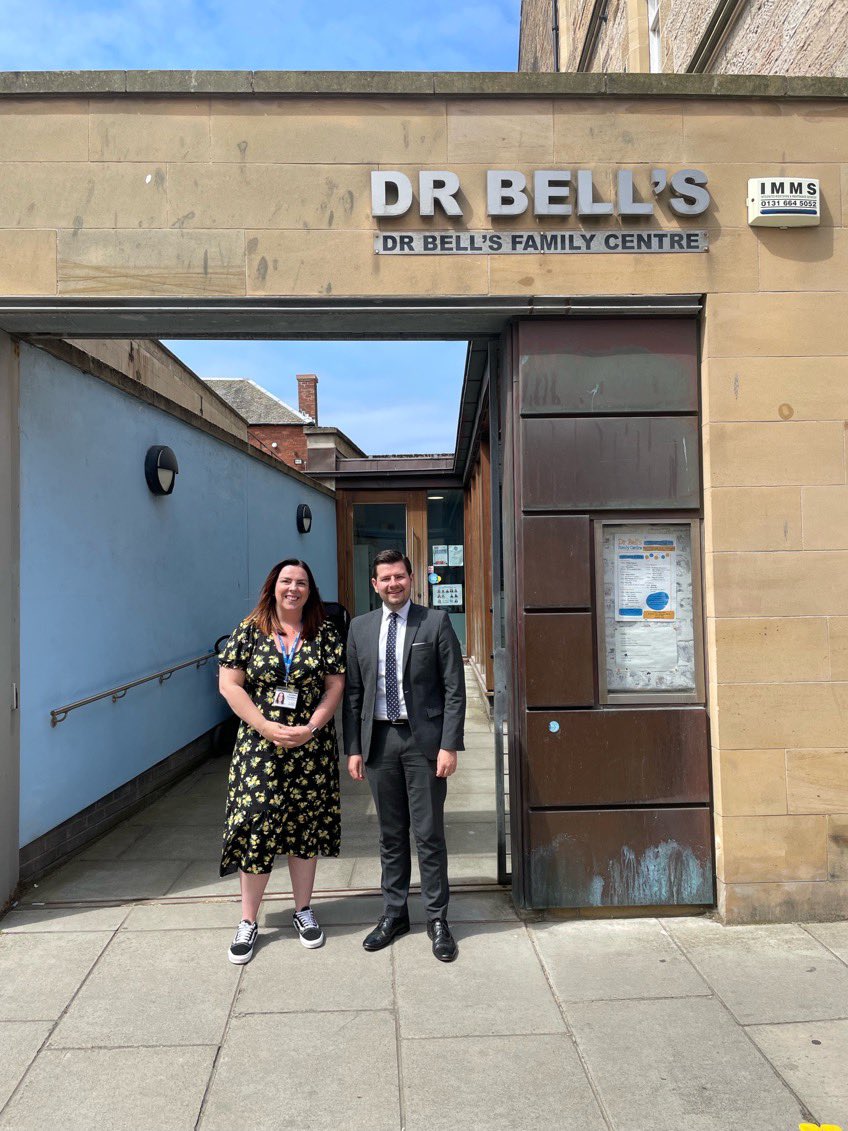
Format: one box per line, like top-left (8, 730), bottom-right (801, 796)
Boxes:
top-left (218, 618), bottom-right (345, 875)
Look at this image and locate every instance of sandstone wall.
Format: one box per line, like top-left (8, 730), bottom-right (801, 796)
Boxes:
top-left (1, 80), bottom-right (847, 921)
top-left (519, 0), bottom-right (556, 72)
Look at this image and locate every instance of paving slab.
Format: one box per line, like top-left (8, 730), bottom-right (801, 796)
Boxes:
top-left (804, 920), bottom-right (848, 964)
top-left (198, 755), bottom-right (230, 775)
top-left (1, 905), bottom-right (129, 933)
top-left (0, 933), bottom-right (111, 1020)
top-left (394, 922), bottom-right (564, 1038)
top-left (200, 1010), bottom-right (399, 1131)
top-left (122, 901), bottom-right (244, 931)
top-left (421, 890), bottom-right (517, 923)
top-left (444, 853), bottom-right (499, 882)
top-left (402, 1034), bottom-right (606, 1131)
top-left (443, 793), bottom-right (499, 821)
top-left (129, 794), bottom-right (225, 826)
top-left (666, 919), bottom-right (848, 1024)
top-left (163, 857), bottom-right (357, 898)
top-left (566, 996), bottom-right (807, 1131)
top-left (338, 826), bottom-right (386, 855)
top-left (48, 929), bottom-right (239, 1047)
top-left (0, 1022), bottom-right (51, 1110)
top-left (20, 858), bottom-right (188, 903)
top-left (75, 823), bottom-right (148, 861)
top-left (121, 824), bottom-right (225, 861)
top-left (451, 749), bottom-right (494, 770)
top-left (450, 768), bottom-right (498, 793)
top-left (350, 856), bottom-right (418, 890)
top-left (530, 918), bottom-right (711, 1002)
top-left (167, 771), bottom-right (226, 800)
top-left (276, 889), bottom-right (516, 929)
top-left (236, 924), bottom-right (393, 1013)
top-left (161, 863), bottom-right (241, 898)
top-left (275, 893), bottom-right (386, 926)
top-left (748, 1018), bottom-right (848, 1125)
top-left (444, 820), bottom-right (498, 854)
top-left (0, 1045), bottom-right (217, 1131)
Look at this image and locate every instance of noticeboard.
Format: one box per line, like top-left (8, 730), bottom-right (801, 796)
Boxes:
top-left (596, 520), bottom-right (704, 703)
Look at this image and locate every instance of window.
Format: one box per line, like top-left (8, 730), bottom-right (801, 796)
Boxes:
top-left (647, 0), bottom-right (661, 72)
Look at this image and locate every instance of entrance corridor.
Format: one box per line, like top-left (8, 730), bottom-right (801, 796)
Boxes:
top-left (11, 667), bottom-right (497, 907)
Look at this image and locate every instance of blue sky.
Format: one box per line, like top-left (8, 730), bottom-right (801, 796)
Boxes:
top-left (166, 339), bottom-right (469, 454)
top-left (2, 0), bottom-right (519, 453)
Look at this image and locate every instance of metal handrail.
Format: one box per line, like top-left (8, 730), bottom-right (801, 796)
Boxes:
top-left (50, 650), bottom-right (216, 727)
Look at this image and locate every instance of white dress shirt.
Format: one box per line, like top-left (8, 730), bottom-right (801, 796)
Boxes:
top-left (374, 599), bottom-right (410, 720)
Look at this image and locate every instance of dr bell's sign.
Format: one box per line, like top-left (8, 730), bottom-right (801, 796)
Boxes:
top-left (370, 167), bottom-right (711, 256)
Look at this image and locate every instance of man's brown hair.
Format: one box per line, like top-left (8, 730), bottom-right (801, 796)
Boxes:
top-left (371, 548), bottom-right (412, 579)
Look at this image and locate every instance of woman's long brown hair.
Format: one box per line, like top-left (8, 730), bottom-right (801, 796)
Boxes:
top-left (247, 558), bottom-right (326, 641)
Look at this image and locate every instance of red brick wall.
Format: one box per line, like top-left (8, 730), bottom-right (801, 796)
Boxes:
top-left (296, 374), bottom-right (318, 423)
top-left (248, 425), bottom-right (308, 469)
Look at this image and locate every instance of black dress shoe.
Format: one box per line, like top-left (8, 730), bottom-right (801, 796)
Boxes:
top-left (362, 914), bottom-right (410, 952)
top-left (427, 918), bottom-right (458, 962)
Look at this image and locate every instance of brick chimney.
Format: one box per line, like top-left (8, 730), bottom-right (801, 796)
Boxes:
top-left (296, 373), bottom-right (318, 424)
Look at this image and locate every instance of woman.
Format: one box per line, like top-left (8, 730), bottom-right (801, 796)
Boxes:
top-left (218, 558), bottom-right (345, 964)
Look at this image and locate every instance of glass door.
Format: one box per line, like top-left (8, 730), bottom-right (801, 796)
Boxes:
top-left (425, 489), bottom-right (466, 652)
top-left (351, 502), bottom-right (407, 615)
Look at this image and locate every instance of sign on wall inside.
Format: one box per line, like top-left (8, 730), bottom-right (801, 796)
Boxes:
top-left (747, 176), bottom-right (820, 227)
top-left (432, 584), bottom-right (463, 607)
top-left (371, 168), bottom-right (710, 255)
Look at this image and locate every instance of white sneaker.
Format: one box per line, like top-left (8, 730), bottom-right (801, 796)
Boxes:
top-left (292, 906), bottom-right (325, 949)
top-left (228, 919), bottom-right (258, 964)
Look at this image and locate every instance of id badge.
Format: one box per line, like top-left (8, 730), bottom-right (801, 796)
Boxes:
top-left (272, 687), bottom-right (299, 710)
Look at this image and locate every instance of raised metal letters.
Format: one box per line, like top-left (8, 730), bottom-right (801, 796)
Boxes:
top-left (371, 168), bottom-right (711, 219)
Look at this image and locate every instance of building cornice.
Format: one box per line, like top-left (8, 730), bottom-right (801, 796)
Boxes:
top-left (0, 70), bottom-right (846, 99)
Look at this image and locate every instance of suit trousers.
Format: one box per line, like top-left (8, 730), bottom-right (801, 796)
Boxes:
top-left (366, 720), bottom-right (449, 920)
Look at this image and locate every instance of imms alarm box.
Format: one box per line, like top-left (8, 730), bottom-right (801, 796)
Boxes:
top-left (747, 177), bottom-right (820, 227)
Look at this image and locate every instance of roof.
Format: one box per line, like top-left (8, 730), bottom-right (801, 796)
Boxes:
top-left (204, 378), bottom-right (311, 425)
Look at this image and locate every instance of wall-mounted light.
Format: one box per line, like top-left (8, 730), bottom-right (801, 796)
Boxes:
top-left (296, 503), bottom-right (313, 533)
top-left (145, 445), bottom-right (179, 496)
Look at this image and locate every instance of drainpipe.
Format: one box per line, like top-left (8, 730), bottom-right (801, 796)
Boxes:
top-left (687, 0), bottom-right (749, 72)
top-left (551, 0), bottom-right (560, 71)
top-left (577, 0), bottom-right (608, 72)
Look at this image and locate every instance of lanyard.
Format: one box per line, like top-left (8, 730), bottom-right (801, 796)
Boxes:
top-left (275, 631), bottom-right (301, 686)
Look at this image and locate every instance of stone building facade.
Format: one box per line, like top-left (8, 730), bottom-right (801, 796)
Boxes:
top-left (1, 72), bottom-right (847, 923)
top-left (519, 0), bottom-right (848, 75)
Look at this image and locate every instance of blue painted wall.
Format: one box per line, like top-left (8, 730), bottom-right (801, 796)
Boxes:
top-left (19, 344), bottom-right (337, 846)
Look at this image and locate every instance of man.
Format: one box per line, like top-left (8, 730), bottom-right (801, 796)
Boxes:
top-left (343, 548), bottom-right (466, 962)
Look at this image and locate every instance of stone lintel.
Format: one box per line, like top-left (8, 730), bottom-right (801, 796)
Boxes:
top-left (0, 70), bottom-right (846, 100)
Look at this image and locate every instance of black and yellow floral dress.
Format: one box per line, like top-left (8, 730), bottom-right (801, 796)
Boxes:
top-left (218, 618), bottom-right (345, 876)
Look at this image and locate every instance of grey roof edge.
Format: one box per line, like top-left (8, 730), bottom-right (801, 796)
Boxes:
top-left (204, 377), bottom-right (311, 425)
top-left (1, 70), bottom-right (847, 99)
top-left (304, 425), bottom-right (367, 458)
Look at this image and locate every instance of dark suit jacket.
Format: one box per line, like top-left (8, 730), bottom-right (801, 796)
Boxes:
top-left (342, 602), bottom-right (466, 762)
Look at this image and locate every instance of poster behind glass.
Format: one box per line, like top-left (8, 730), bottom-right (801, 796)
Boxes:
top-left (601, 523), bottom-right (696, 694)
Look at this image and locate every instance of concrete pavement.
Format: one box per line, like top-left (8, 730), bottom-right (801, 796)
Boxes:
top-left (2, 894), bottom-right (848, 1129)
top-left (2, 669), bottom-right (847, 1128)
